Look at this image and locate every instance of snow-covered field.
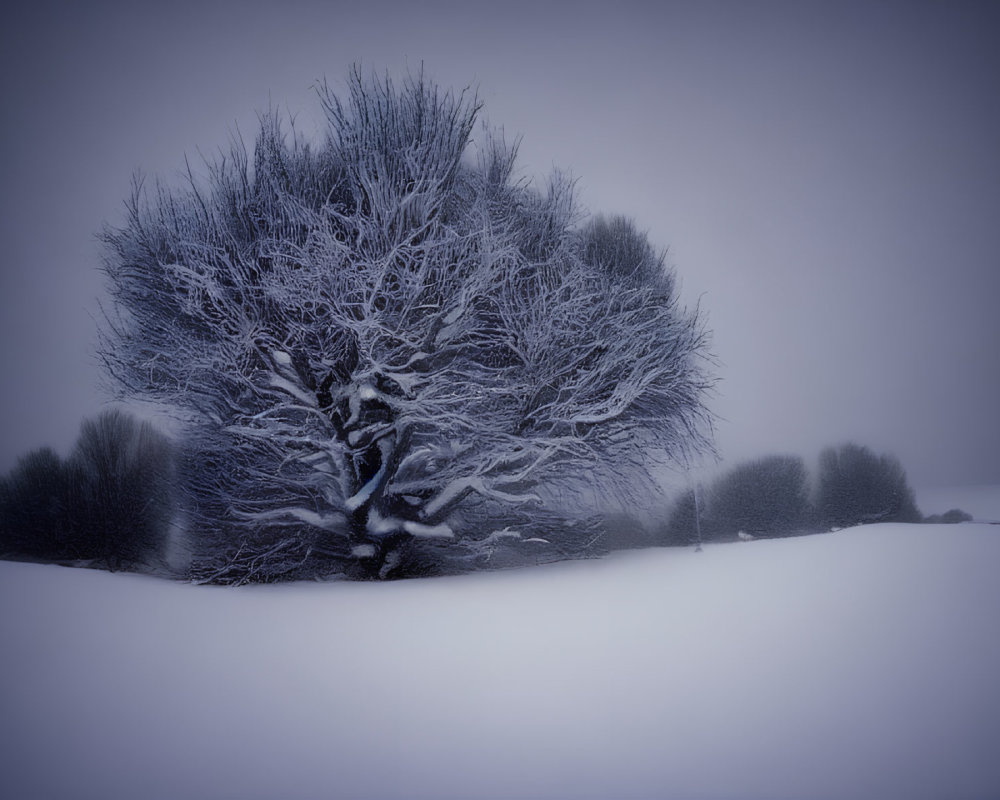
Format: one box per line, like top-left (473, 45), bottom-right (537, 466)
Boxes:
top-left (2, 488), bottom-right (999, 800)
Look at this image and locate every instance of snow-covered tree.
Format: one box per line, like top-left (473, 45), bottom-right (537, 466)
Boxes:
top-left (100, 68), bottom-right (714, 581)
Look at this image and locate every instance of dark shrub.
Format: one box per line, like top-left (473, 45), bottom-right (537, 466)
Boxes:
top-left (816, 443), bottom-right (921, 528)
top-left (705, 455), bottom-right (812, 539)
top-left (0, 447), bottom-right (75, 560)
top-left (661, 488), bottom-right (703, 546)
top-left (924, 508), bottom-right (972, 524)
top-left (598, 512), bottom-right (655, 551)
top-left (68, 409), bottom-right (175, 571)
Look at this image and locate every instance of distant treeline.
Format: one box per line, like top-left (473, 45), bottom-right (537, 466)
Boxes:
top-left (0, 410), bottom-right (174, 572)
top-left (0, 413), bottom-right (973, 579)
top-left (657, 444), bottom-right (970, 547)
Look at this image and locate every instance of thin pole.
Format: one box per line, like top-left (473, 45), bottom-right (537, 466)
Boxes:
top-left (693, 481), bottom-right (703, 552)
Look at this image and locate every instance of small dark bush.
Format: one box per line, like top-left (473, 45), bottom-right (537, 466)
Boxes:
top-left (661, 488), bottom-right (703, 546)
top-left (705, 455), bottom-right (812, 540)
top-left (816, 443), bottom-right (921, 528)
top-left (0, 447), bottom-right (76, 560)
top-left (68, 409), bottom-right (175, 570)
top-left (924, 508), bottom-right (973, 524)
top-left (598, 513), bottom-right (655, 551)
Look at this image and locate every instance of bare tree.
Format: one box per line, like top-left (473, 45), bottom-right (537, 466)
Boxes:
top-left (705, 454), bottom-right (812, 539)
top-left (69, 409), bottom-right (175, 571)
top-left (0, 448), bottom-right (73, 561)
top-left (0, 411), bottom-right (173, 570)
top-left (100, 68), bottom-right (714, 581)
top-left (816, 443), bottom-right (921, 528)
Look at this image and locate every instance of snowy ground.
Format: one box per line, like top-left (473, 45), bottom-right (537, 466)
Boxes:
top-left (2, 488), bottom-right (999, 800)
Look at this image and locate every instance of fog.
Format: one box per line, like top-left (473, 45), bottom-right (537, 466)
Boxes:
top-left (2, 0), bottom-right (998, 488)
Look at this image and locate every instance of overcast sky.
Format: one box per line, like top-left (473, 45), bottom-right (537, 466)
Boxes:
top-left (1, 0), bottom-right (998, 491)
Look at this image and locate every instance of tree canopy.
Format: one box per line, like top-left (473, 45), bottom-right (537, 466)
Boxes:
top-left (100, 68), bottom-right (714, 581)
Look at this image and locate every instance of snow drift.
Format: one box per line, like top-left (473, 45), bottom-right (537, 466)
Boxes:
top-left (1, 488), bottom-right (999, 800)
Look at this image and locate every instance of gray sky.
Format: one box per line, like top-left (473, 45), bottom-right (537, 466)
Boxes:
top-left (2, 0), bottom-right (998, 490)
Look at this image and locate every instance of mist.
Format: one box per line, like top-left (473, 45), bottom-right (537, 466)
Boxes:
top-left (2, 0), bottom-right (998, 489)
